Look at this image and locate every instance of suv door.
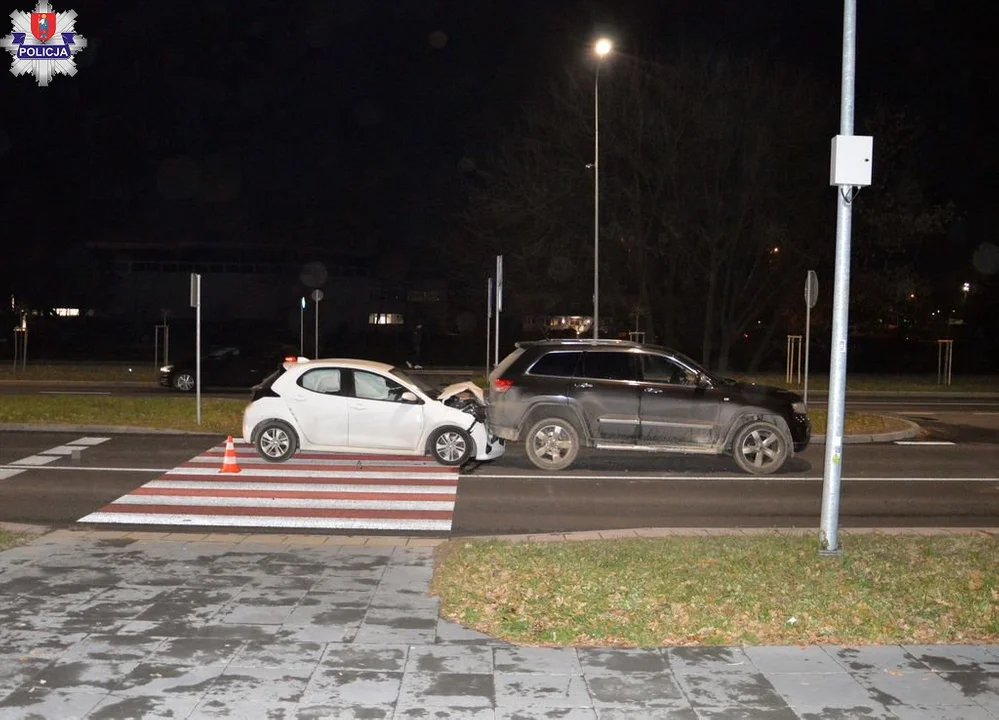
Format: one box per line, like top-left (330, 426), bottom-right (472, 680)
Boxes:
top-left (638, 353), bottom-right (722, 446)
top-left (573, 351), bottom-right (642, 443)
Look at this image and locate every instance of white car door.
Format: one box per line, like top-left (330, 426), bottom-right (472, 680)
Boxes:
top-left (348, 369), bottom-right (425, 451)
top-left (287, 368), bottom-right (350, 447)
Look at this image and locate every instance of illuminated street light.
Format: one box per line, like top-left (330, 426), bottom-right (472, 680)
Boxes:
top-left (962, 282), bottom-right (971, 293)
top-left (592, 37), bottom-right (613, 338)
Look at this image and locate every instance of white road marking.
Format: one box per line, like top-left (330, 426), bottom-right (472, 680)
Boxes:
top-left (77, 512), bottom-right (451, 531)
top-left (11, 455), bottom-right (60, 466)
top-left (0, 436), bottom-right (111, 481)
top-left (109, 496), bottom-right (455, 511)
top-left (40, 445), bottom-right (91, 455)
top-left (0, 464), bottom-right (170, 474)
top-left (145, 480), bottom-right (456, 494)
top-left (467, 473), bottom-right (999, 482)
top-left (165, 467), bottom-right (457, 480)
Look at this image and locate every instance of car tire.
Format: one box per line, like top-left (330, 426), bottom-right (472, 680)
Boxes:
top-left (732, 420), bottom-right (789, 475)
top-left (172, 372), bottom-right (195, 392)
top-left (428, 426), bottom-right (473, 467)
top-left (524, 417), bottom-right (580, 471)
top-left (254, 420), bottom-right (298, 463)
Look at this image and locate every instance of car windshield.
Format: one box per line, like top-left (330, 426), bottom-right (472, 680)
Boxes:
top-left (390, 368), bottom-right (435, 396)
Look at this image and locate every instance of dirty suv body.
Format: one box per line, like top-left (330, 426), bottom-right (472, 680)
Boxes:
top-left (487, 339), bottom-right (810, 474)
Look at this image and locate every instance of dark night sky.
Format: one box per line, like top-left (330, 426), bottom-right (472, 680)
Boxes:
top-left (1, 0), bottom-right (995, 283)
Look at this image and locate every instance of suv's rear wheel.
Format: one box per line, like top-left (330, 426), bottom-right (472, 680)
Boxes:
top-left (732, 420), bottom-right (789, 475)
top-left (524, 417), bottom-right (580, 471)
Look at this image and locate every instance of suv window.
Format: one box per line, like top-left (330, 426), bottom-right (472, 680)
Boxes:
top-left (641, 353), bottom-right (696, 386)
top-left (527, 351), bottom-right (581, 377)
top-left (580, 351), bottom-right (639, 381)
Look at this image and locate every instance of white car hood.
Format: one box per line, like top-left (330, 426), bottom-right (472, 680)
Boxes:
top-left (437, 380), bottom-right (485, 405)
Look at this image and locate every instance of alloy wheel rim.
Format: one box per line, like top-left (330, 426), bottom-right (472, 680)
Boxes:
top-left (532, 424), bottom-right (572, 464)
top-left (176, 374), bottom-right (194, 391)
top-left (260, 428), bottom-right (290, 457)
top-left (740, 429), bottom-right (781, 468)
top-left (435, 432), bottom-right (466, 463)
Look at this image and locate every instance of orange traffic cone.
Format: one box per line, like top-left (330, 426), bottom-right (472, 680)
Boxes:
top-left (219, 435), bottom-right (241, 474)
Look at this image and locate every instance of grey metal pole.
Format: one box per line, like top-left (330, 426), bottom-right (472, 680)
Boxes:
top-left (486, 278), bottom-right (493, 374)
top-left (195, 277), bottom-right (202, 426)
top-left (314, 299), bottom-right (319, 358)
top-left (819, 0), bottom-right (857, 554)
top-left (804, 302), bottom-right (812, 407)
top-left (593, 63), bottom-right (601, 340)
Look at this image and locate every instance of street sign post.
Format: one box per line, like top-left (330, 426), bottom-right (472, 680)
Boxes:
top-left (494, 256), bottom-right (503, 367)
top-left (299, 296), bottom-right (306, 357)
top-left (311, 289), bottom-right (324, 358)
top-left (190, 273), bottom-right (202, 425)
top-left (804, 270), bottom-right (818, 406)
top-left (486, 277), bottom-right (493, 374)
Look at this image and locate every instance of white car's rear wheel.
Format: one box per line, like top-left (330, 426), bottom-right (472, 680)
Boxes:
top-left (255, 420), bottom-right (298, 462)
top-left (429, 427), bottom-right (473, 466)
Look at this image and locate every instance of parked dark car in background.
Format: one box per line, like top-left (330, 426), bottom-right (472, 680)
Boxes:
top-left (487, 339), bottom-right (811, 474)
top-left (160, 344), bottom-right (298, 392)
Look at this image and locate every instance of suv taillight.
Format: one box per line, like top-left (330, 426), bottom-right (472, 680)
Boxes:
top-left (492, 378), bottom-right (514, 393)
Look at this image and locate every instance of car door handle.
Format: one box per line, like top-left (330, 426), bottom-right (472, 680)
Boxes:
top-left (644, 387), bottom-right (663, 394)
top-left (573, 382), bottom-right (593, 389)
top-left (350, 403), bottom-right (365, 410)
top-left (293, 395), bottom-right (308, 402)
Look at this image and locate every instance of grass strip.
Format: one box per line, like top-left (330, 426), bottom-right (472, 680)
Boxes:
top-left (0, 396), bottom-right (247, 435)
top-left (432, 533), bottom-right (999, 647)
top-left (0, 529), bottom-right (30, 552)
top-left (0, 395), bottom-right (909, 439)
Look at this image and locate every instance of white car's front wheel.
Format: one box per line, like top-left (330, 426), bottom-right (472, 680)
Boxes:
top-left (428, 427), bottom-right (473, 467)
top-left (254, 420), bottom-right (298, 463)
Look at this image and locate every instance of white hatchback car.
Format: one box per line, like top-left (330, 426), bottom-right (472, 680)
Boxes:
top-left (241, 358), bottom-right (505, 466)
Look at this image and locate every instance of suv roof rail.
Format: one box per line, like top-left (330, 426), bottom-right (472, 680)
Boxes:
top-left (514, 338), bottom-right (646, 349)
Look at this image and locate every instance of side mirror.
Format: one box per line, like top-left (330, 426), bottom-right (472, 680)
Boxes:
top-left (400, 391), bottom-right (420, 403)
top-left (696, 373), bottom-right (712, 389)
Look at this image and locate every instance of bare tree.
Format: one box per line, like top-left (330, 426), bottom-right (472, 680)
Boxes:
top-left (458, 47), bottom-right (833, 369)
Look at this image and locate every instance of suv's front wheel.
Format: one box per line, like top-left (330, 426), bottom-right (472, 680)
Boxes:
top-left (732, 420), bottom-right (789, 475)
top-left (524, 417), bottom-right (580, 471)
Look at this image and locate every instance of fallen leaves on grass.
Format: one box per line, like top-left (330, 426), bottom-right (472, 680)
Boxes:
top-left (432, 533), bottom-right (999, 647)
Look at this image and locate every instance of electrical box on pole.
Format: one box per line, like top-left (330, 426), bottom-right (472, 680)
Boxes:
top-left (830, 135), bottom-right (873, 186)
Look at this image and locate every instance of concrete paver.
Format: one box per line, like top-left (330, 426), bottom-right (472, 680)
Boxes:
top-left (0, 529), bottom-right (997, 719)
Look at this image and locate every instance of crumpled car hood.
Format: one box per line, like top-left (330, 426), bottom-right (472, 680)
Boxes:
top-left (437, 380), bottom-right (486, 405)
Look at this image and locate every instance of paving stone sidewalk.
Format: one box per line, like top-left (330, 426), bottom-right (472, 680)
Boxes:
top-left (0, 530), bottom-right (997, 719)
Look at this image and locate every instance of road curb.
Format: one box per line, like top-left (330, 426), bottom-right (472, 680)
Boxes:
top-left (811, 417), bottom-right (922, 444)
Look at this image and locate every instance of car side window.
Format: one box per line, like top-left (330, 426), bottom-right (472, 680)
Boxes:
top-left (299, 368), bottom-right (343, 395)
top-left (580, 351), bottom-right (638, 381)
top-left (353, 370), bottom-right (408, 402)
top-left (642, 354), bottom-right (696, 386)
top-left (527, 351), bottom-right (581, 377)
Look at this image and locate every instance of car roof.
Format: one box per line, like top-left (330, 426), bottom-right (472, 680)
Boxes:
top-left (515, 339), bottom-right (667, 352)
top-left (283, 358), bottom-right (397, 373)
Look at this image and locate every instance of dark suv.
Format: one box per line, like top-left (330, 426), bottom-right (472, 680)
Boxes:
top-left (487, 339), bottom-right (810, 474)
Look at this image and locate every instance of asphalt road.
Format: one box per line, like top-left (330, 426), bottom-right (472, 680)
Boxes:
top-left (1, 401), bottom-right (996, 533)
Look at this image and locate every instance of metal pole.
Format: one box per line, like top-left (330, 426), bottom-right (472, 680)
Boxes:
top-left (486, 278), bottom-right (493, 374)
top-left (164, 325), bottom-right (169, 365)
top-left (154, 329), bottom-right (159, 369)
top-left (819, 0), bottom-right (857, 554)
top-left (195, 276), bottom-right (202, 426)
top-left (314, 299), bottom-right (319, 358)
top-left (593, 63), bottom-right (601, 339)
top-left (804, 303), bottom-right (812, 406)
top-left (300, 301), bottom-right (304, 357)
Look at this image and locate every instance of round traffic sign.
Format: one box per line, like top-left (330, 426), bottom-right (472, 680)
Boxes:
top-left (311, 289), bottom-right (324, 302)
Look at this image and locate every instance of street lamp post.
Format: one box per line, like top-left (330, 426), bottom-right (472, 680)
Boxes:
top-left (593, 37), bottom-right (612, 339)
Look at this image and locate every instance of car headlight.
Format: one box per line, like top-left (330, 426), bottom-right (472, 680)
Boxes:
top-left (792, 401), bottom-right (807, 415)
top-left (160, 365), bottom-right (173, 373)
